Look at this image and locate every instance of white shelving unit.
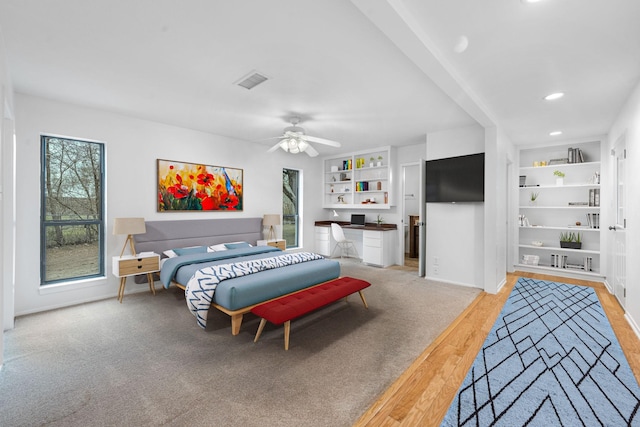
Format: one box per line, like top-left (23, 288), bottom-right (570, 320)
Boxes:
top-left (517, 141), bottom-right (603, 278)
top-left (323, 146), bottom-right (394, 209)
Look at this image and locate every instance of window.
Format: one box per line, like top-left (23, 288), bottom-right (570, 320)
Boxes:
top-left (41, 135), bottom-right (105, 285)
top-left (282, 168), bottom-right (300, 248)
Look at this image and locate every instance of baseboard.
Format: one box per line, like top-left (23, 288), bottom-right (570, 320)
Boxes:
top-left (602, 278), bottom-right (614, 293)
top-left (425, 276), bottom-right (482, 289)
top-left (625, 312), bottom-right (640, 340)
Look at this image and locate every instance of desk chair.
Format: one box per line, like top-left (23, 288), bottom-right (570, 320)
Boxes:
top-left (331, 223), bottom-right (359, 259)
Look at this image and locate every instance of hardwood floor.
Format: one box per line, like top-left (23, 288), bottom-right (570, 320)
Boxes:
top-left (353, 272), bottom-right (640, 427)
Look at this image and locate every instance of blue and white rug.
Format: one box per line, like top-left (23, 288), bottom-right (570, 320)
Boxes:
top-left (441, 277), bottom-right (640, 426)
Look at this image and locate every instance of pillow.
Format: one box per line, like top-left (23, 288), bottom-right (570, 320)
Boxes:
top-left (172, 246), bottom-right (208, 256)
top-left (224, 242), bottom-right (252, 250)
top-left (163, 249), bottom-right (178, 258)
top-left (208, 243), bottom-right (228, 252)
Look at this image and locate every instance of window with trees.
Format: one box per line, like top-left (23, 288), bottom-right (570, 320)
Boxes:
top-left (41, 135), bottom-right (105, 285)
top-left (282, 168), bottom-right (300, 248)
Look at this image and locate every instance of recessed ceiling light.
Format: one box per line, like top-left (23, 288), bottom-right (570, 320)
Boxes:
top-left (549, 131), bottom-right (563, 136)
top-left (521, 0), bottom-right (542, 3)
top-left (544, 92), bottom-right (565, 101)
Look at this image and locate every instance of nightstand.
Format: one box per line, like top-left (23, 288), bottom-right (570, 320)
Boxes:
top-left (267, 239), bottom-right (286, 250)
top-left (112, 253), bottom-right (160, 302)
top-left (257, 239), bottom-right (286, 250)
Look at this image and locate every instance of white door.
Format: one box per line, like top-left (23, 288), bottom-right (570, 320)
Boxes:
top-left (610, 136), bottom-right (627, 307)
top-left (419, 160), bottom-right (426, 277)
top-left (401, 162), bottom-right (422, 273)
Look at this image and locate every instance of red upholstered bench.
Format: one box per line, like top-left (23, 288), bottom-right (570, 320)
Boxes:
top-left (251, 276), bottom-right (371, 350)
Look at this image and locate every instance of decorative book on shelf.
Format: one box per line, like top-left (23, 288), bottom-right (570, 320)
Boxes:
top-left (568, 147), bottom-right (585, 163)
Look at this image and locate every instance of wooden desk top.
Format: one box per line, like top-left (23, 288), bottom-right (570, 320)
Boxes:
top-left (314, 221), bottom-right (397, 231)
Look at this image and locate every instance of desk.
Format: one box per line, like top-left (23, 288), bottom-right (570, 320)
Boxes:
top-left (314, 221), bottom-right (397, 267)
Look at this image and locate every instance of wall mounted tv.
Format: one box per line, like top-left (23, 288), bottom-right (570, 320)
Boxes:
top-left (426, 152), bottom-right (485, 203)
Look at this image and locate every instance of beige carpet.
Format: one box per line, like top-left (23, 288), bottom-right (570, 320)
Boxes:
top-left (0, 258), bottom-right (481, 426)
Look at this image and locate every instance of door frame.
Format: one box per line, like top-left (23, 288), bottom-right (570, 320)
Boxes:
top-left (400, 161), bottom-right (425, 275)
top-left (610, 134), bottom-right (627, 308)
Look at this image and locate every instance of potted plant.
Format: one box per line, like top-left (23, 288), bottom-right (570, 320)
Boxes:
top-left (375, 214), bottom-right (384, 227)
top-left (554, 170), bottom-right (565, 186)
top-left (377, 155), bottom-right (383, 167)
top-left (559, 231), bottom-right (581, 249)
top-left (529, 191), bottom-right (539, 205)
top-left (369, 157), bottom-right (375, 167)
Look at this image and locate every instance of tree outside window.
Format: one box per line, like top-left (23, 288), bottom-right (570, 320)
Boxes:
top-left (41, 136), bottom-right (105, 285)
top-left (282, 168), bottom-right (300, 248)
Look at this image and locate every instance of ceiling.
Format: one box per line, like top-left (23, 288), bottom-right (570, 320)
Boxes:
top-left (1, 0), bottom-right (639, 156)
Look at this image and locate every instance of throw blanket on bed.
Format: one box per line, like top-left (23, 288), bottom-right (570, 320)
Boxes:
top-left (185, 252), bottom-right (324, 328)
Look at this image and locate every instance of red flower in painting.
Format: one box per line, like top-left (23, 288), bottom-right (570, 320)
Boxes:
top-left (167, 174), bottom-right (189, 199)
top-left (220, 193), bottom-right (240, 210)
top-left (200, 196), bottom-right (215, 210)
top-left (197, 173), bottom-right (215, 186)
top-left (194, 190), bottom-right (215, 210)
top-left (168, 184), bottom-right (190, 199)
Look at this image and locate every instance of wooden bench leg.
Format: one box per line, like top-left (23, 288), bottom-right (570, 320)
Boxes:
top-left (231, 313), bottom-right (243, 335)
top-left (284, 320), bottom-right (291, 350)
top-left (358, 291), bottom-right (369, 309)
top-left (254, 318), bottom-right (267, 343)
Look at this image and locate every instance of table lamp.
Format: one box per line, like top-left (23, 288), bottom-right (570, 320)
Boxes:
top-left (113, 217), bottom-right (146, 257)
top-left (263, 214), bottom-right (280, 241)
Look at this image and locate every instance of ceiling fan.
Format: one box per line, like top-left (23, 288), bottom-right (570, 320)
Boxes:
top-left (267, 117), bottom-right (341, 157)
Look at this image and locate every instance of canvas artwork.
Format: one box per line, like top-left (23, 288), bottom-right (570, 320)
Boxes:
top-left (157, 159), bottom-right (243, 211)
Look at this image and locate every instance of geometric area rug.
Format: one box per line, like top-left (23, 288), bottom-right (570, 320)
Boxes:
top-left (441, 277), bottom-right (640, 426)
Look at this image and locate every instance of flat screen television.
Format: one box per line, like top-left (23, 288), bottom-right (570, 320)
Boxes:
top-left (350, 214), bottom-right (366, 226)
top-left (426, 153), bottom-right (485, 203)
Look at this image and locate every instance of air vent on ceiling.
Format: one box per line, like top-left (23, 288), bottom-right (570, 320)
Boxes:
top-left (235, 70), bottom-right (269, 90)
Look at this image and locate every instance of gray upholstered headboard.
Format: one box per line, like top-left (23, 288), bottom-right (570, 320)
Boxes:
top-left (134, 217), bottom-right (263, 257)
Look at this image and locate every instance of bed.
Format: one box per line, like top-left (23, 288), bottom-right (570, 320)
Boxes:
top-left (133, 218), bottom-right (340, 334)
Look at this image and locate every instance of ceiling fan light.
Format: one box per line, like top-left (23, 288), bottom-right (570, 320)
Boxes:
top-left (544, 92), bottom-right (564, 101)
top-left (297, 140), bottom-right (309, 152)
top-left (287, 138), bottom-right (300, 153)
top-left (279, 140), bottom-right (289, 152)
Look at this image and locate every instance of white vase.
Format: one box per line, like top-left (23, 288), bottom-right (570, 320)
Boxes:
top-left (377, 161), bottom-right (382, 167)
top-left (556, 177), bottom-right (564, 186)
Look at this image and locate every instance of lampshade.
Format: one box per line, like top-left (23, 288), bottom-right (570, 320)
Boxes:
top-left (113, 217), bottom-right (146, 257)
top-left (262, 214), bottom-right (280, 227)
top-left (263, 214), bottom-right (280, 241)
top-left (113, 217), bottom-right (146, 235)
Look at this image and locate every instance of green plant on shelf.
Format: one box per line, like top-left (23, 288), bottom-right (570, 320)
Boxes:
top-left (553, 170), bottom-right (565, 178)
top-left (560, 231), bottom-right (581, 243)
top-left (530, 192), bottom-right (539, 202)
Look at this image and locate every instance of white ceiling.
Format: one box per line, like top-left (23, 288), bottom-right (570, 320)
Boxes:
top-left (1, 0), bottom-right (639, 156)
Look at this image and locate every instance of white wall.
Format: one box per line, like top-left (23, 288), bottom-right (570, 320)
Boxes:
top-left (1, 23), bottom-right (16, 367)
top-left (425, 125), bottom-right (485, 288)
top-left (607, 79), bottom-right (640, 335)
top-left (13, 93), bottom-right (323, 315)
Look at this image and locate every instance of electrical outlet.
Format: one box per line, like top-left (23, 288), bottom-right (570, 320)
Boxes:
top-left (433, 265), bottom-right (439, 275)
top-left (433, 256), bottom-right (439, 266)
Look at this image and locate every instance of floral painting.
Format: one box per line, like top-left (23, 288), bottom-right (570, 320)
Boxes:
top-left (157, 159), bottom-right (243, 211)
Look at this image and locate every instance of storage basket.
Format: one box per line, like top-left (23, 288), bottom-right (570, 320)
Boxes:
top-left (521, 254), bottom-right (539, 265)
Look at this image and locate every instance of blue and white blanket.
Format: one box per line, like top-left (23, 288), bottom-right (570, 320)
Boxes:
top-left (185, 252), bottom-right (324, 328)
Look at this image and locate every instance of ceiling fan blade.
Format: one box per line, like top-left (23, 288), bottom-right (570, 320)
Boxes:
top-left (299, 134), bottom-right (341, 147)
top-left (267, 141), bottom-right (284, 153)
top-left (304, 144), bottom-right (319, 157)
